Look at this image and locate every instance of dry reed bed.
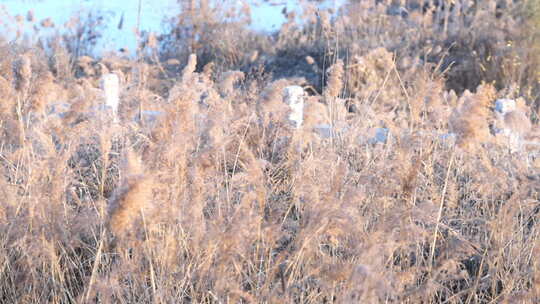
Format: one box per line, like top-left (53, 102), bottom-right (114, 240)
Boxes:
top-left (0, 0), bottom-right (539, 303)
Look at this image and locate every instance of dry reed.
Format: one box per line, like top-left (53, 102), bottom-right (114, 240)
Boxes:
top-left (0, 1), bottom-right (538, 303)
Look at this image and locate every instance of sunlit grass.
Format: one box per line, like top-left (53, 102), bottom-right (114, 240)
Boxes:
top-left (0, 1), bottom-right (538, 303)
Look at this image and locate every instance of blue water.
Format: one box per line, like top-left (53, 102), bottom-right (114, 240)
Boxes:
top-left (0, 0), bottom-right (344, 55)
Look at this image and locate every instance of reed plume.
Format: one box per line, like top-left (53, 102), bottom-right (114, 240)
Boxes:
top-left (325, 59), bottom-right (344, 100)
top-left (13, 53), bottom-right (32, 93)
top-left (107, 150), bottom-right (153, 239)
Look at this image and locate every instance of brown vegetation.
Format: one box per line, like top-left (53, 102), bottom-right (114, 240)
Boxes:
top-left (0, 0), bottom-right (539, 303)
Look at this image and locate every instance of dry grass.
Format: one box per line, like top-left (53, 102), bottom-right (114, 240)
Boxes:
top-left (0, 0), bottom-right (539, 303)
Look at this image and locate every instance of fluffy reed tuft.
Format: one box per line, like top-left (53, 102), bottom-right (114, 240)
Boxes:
top-left (13, 53), bottom-right (32, 93)
top-left (450, 84), bottom-right (495, 150)
top-left (107, 150), bottom-right (153, 239)
top-left (325, 59), bottom-right (344, 100)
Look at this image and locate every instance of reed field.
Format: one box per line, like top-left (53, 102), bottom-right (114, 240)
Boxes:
top-left (0, 0), bottom-right (539, 303)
